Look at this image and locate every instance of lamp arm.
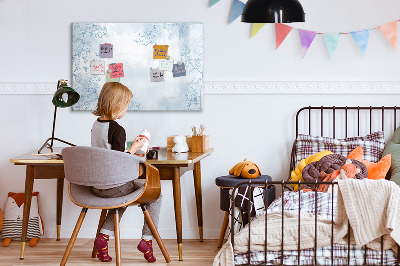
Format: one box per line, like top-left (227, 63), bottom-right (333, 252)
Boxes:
top-left (50, 105), bottom-right (58, 148)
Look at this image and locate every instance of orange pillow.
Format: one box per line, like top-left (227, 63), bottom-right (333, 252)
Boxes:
top-left (347, 146), bottom-right (391, 180)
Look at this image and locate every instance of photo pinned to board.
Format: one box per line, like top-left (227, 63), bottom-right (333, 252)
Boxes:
top-left (172, 62), bottom-right (186, 77)
top-left (159, 56), bottom-right (174, 71)
top-left (150, 68), bottom-right (165, 82)
top-left (90, 60), bottom-right (105, 75)
top-left (153, 45), bottom-right (169, 59)
top-left (106, 71), bottom-right (120, 82)
top-left (108, 63), bottom-right (124, 78)
top-left (100, 43), bottom-right (113, 58)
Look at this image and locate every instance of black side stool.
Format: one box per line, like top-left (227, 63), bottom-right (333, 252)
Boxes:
top-left (215, 175), bottom-right (275, 248)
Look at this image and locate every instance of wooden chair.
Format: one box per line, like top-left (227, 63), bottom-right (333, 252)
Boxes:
top-left (60, 146), bottom-right (171, 265)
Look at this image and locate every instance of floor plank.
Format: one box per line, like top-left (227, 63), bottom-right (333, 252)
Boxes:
top-left (0, 239), bottom-right (221, 265)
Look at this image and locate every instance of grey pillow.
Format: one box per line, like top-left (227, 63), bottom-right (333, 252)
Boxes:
top-left (382, 126), bottom-right (400, 184)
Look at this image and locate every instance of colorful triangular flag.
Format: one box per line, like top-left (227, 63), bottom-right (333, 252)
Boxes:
top-left (298, 29), bottom-right (317, 58)
top-left (351, 29), bottom-right (370, 55)
top-left (229, 0), bottom-right (245, 24)
top-left (378, 21), bottom-right (398, 50)
top-left (209, 0), bottom-right (220, 7)
top-left (323, 33), bottom-right (341, 58)
top-left (251, 23), bottom-right (266, 38)
top-left (275, 23), bottom-right (293, 49)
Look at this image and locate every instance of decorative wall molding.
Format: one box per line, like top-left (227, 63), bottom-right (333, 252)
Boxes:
top-left (0, 83), bottom-right (55, 94)
top-left (203, 81), bottom-right (400, 94)
top-left (1, 81), bottom-right (400, 95)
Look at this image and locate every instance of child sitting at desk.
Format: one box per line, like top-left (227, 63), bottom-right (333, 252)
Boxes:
top-left (91, 82), bottom-right (162, 263)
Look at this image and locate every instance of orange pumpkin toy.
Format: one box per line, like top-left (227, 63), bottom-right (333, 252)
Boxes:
top-left (229, 159), bottom-right (261, 179)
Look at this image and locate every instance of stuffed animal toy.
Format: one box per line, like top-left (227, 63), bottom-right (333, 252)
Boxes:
top-left (348, 146), bottom-right (391, 180)
top-left (172, 135), bottom-right (189, 153)
top-left (229, 159), bottom-right (261, 179)
top-left (1, 192), bottom-right (44, 247)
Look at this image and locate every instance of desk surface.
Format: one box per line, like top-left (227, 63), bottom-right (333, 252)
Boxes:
top-left (10, 147), bottom-right (214, 165)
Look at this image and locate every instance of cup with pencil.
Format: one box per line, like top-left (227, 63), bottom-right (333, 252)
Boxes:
top-left (191, 124), bottom-right (209, 152)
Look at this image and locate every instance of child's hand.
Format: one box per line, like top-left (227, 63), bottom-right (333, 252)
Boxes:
top-left (128, 137), bottom-right (147, 155)
top-left (134, 149), bottom-right (149, 157)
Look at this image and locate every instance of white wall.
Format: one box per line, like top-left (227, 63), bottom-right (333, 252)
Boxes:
top-left (1, 0), bottom-right (400, 239)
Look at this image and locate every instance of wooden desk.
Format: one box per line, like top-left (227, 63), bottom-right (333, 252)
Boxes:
top-left (10, 147), bottom-right (213, 261)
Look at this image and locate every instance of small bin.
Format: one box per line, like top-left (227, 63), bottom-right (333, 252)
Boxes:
top-left (191, 135), bottom-right (209, 153)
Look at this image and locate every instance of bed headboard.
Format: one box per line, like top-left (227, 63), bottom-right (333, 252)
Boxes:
top-left (295, 106), bottom-right (400, 138)
top-left (290, 106), bottom-right (400, 179)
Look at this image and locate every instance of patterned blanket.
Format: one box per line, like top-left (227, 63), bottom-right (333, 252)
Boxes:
top-left (214, 190), bottom-right (397, 266)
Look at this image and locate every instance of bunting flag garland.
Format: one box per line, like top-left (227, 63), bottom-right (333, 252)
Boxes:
top-left (209, 0), bottom-right (220, 8)
top-left (378, 21), bottom-right (398, 50)
top-left (229, 0), bottom-right (245, 24)
top-left (275, 23), bottom-right (293, 49)
top-left (351, 29), bottom-right (370, 55)
top-left (251, 23), bottom-right (266, 38)
top-left (323, 33), bottom-right (341, 58)
top-left (208, 5), bottom-right (400, 57)
top-left (298, 30), bottom-right (317, 58)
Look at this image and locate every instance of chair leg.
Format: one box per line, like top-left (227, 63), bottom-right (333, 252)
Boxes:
top-left (141, 205), bottom-right (171, 263)
top-left (217, 211), bottom-right (230, 248)
top-left (60, 208), bottom-right (88, 266)
top-left (114, 209), bottom-right (121, 266)
top-left (91, 209), bottom-right (108, 258)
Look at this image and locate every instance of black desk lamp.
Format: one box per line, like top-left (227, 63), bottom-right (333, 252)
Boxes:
top-left (241, 0), bottom-right (305, 23)
top-left (38, 79), bottom-right (80, 154)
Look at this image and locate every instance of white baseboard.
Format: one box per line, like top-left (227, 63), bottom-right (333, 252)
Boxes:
top-left (1, 81), bottom-right (400, 94)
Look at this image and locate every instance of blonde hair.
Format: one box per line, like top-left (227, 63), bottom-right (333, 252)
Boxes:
top-left (93, 82), bottom-right (133, 120)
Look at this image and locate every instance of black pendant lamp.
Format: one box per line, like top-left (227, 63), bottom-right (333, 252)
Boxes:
top-left (242, 0), bottom-right (305, 23)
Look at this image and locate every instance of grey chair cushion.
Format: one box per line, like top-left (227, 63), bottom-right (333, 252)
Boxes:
top-left (69, 180), bottom-right (145, 208)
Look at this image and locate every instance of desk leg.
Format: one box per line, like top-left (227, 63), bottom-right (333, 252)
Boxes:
top-left (172, 167), bottom-right (183, 261)
top-left (56, 178), bottom-right (64, 241)
top-left (193, 161), bottom-right (203, 242)
top-left (20, 165), bottom-right (35, 259)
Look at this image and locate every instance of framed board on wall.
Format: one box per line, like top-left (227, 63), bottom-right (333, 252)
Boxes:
top-left (72, 23), bottom-right (203, 111)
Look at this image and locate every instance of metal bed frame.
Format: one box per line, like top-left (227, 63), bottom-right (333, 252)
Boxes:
top-left (230, 106), bottom-right (400, 266)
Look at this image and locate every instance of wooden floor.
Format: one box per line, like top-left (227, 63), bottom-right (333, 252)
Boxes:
top-left (0, 239), bottom-right (221, 265)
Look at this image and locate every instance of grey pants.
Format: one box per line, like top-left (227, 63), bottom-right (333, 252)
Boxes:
top-left (92, 180), bottom-right (162, 240)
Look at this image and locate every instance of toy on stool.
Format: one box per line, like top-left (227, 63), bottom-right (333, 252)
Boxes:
top-left (1, 192), bottom-right (44, 247)
top-left (229, 159), bottom-right (261, 179)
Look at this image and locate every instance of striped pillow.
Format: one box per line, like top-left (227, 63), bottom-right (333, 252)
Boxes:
top-left (294, 131), bottom-right (385, 166)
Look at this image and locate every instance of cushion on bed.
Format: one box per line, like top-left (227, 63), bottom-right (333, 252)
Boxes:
top-left (348, 146), bottom-right (391, 180)
top-left (302, 154), bottom-right (368, 189)
top-left (295, 131), bottom-right (385, 167)
top-left (289, 150), bottom-right (333, 191)
top-left (382, 127), bottom-right (400, 184)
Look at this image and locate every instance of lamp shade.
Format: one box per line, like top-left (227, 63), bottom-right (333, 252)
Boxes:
top-left (52, 84), bottom-right (80, 108)
top-left (241, 0), bottom-right (305, 23)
